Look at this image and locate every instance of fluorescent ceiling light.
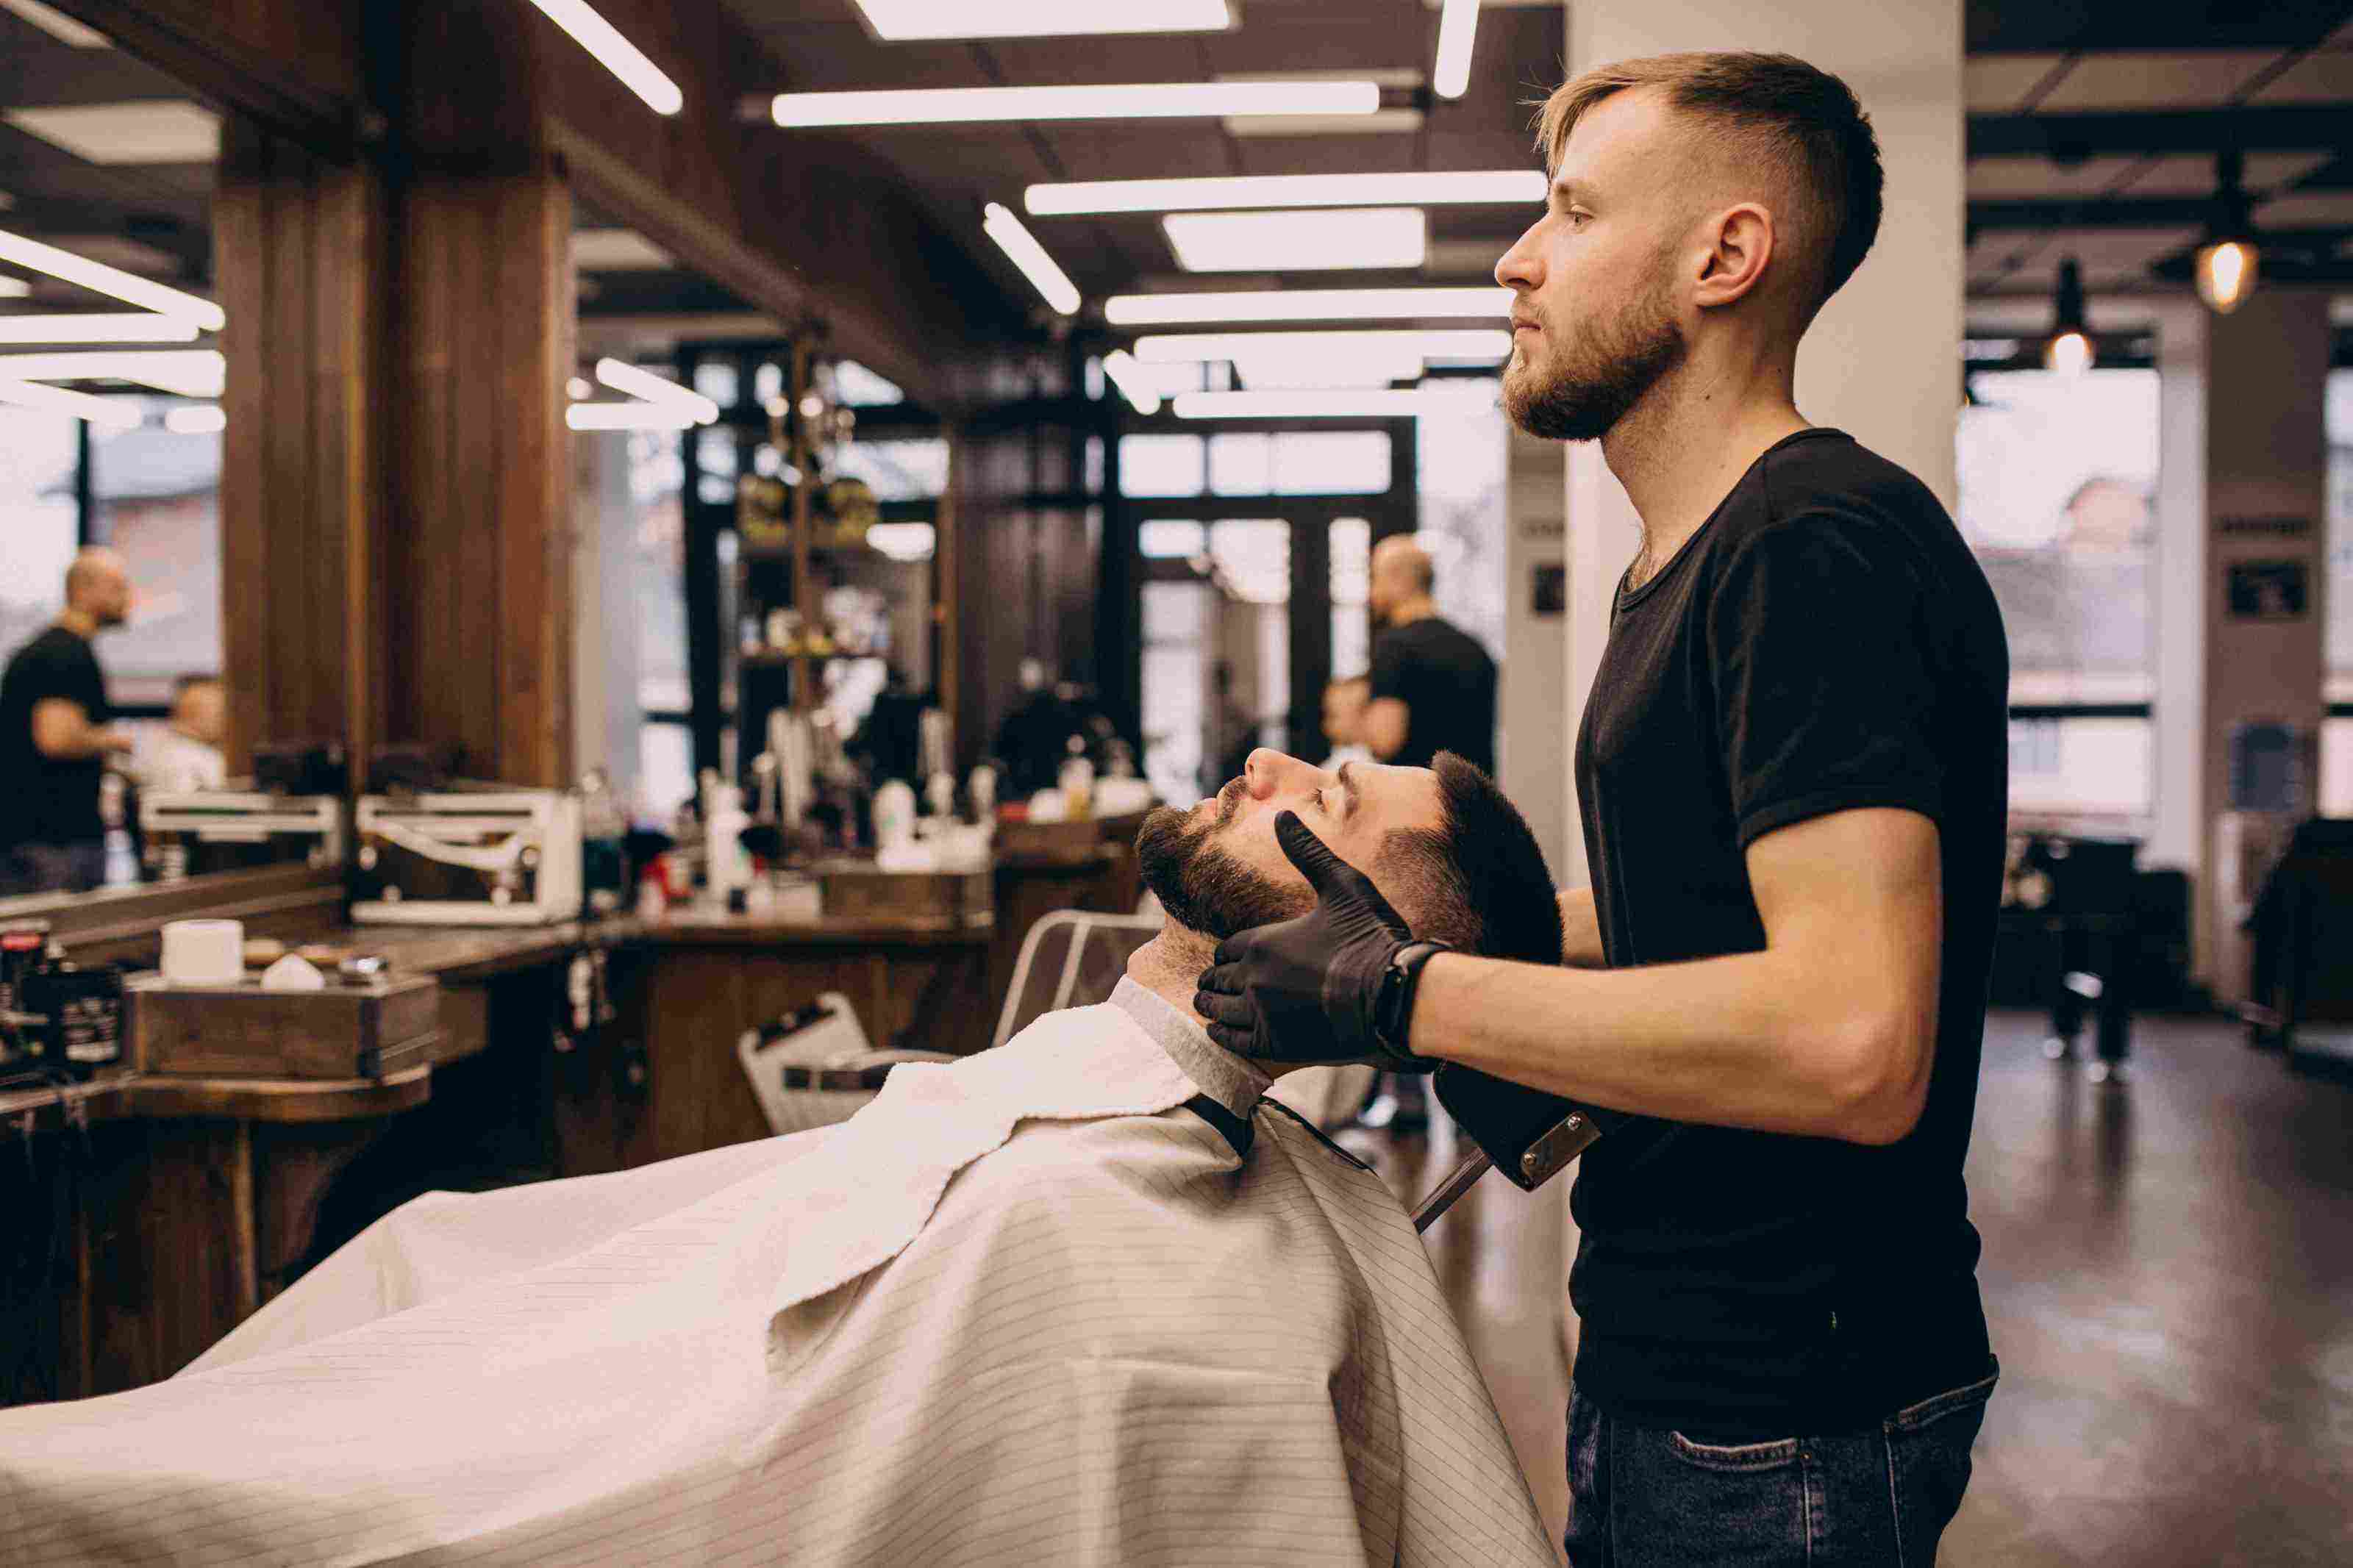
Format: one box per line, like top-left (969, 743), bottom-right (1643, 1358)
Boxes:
top-left (567, 402), bottom-right (697, 432)
top-left (851, 0), bottom-right (1231, 40)
top-left (164, 404), bottom-right (224, 434)
top-left (1432, 0), bottom-right (1482, 99)
top-left (773, 80), bottom-right (1376, 129)
top-left (1163, 208), bottom-right (1426, 273)
top-left (1027, 169), bottom-right (1542, 215)
top-left (0, 376), bottom-right (138, 426)
top-left (0, 348), bottom-right (223, 396)
top-left (571, 229), bottom-right (674, 271)
top-left (0, 0), bottom-right (109, 47)
top-left (0, 277), bottom-right (26, 297)
top-left (983, 203), bottom-right (1081, 315)
top-left (1233, 348), bottom-right (1424, 391)
top-left (0, 312), bottom-right (200, 343)
top-left (1100, 350), bottom-right (1163, 415)
top-left (0, 226), bottom-right (222, 329)
top-left (3, 101), bottom-right (218, 165)
top-left (523, 0), bottom-right (682, 115)
top-left (1132, 328), bottom-right (1511, 362)
top-left (1106, 287), bottom-right (1512, 325)
top-left (1174, 387), bottom-right (1493, 420)
top-left (594, 357), bottom-right (719, 423)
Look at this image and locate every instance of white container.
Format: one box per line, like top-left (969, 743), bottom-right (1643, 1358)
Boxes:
top-left (160, 919), bottom-right (244, 986)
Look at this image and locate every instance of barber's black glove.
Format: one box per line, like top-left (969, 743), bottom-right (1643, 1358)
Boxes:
top-left (1193, 811), bottom-right (1449, 1070)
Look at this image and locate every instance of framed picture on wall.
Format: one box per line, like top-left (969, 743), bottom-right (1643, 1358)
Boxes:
top-left (2226, 560), bottom-right (2308, 620)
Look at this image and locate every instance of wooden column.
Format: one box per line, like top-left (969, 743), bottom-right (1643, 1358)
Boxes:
top-left (214, 121), bottom-right (385, 772)
top-left (380, 173), bottom-right (574, 784)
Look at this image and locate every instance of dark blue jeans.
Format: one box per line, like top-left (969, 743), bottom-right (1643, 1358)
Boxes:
top-left (1564, 1361), bottom-right (1997, 1567)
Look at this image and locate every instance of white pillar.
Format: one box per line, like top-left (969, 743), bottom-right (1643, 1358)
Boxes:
top-left (1502, 426), bottom-right (1571, 877)
top-left (1557, 0), bottom-right (1965, 888)
top-left (2147, 301), bottom-right (2207, 878)
top-left (2198, 288), bottom-right (2333, 998)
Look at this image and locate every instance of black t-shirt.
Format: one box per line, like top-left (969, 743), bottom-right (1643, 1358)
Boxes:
top-left (0, 625), bottom-right (110, 850)
top-left (1368, 615), bottom-right (1496, 773)
top-left (1570, 429), bottom-right (2008, 1437)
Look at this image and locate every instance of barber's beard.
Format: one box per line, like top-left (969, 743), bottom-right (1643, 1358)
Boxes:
top-left (1504, 273), bottom-right (1686, 443)
top-left (1135, 800), bottom-right (1309, 942)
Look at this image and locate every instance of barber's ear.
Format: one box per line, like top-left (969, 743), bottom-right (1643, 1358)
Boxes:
top-left (1692, 202), bottom-right (1775, 309)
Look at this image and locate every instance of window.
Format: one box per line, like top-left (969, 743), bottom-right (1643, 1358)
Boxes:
top-left (1330, 517), bottom-right (1370, 679)
top-left (1141, 579), bottom-right (1211, 806)
top-left (1120, 434), bottom-right (1206, 498)
top-left (1207, 519), bottom-right (1289, 606)
top-left (1414, 379), bottom-right (1507, 659)
top-left (833, 360), bottom-right (904, 407)
top-left (1206, 431), bottom-right (1390, 497)
top-left (1140, 519), bottom-right (1206, 559)
top-left (0, 408), bottom-right (79, 663)
top-left (1957, 367), bottom-right (2159, 820)
top-left (85, 398), bottom-right (223, 709)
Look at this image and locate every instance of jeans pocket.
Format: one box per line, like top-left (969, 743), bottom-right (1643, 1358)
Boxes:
top-left (1665, 1431), bottom-right (1802, 1473)
top-left (1885, 1361), bottom-right (1998, 1564)
top-left (1885, 1359), bottom-right (1999, 1436)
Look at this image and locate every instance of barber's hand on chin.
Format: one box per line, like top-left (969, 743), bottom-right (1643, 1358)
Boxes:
top-left (1193, 812), bottom-right (1446, 1071)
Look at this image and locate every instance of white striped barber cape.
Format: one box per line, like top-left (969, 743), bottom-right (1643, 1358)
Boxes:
top-left (0, 978), bottom-right (1558, 1567)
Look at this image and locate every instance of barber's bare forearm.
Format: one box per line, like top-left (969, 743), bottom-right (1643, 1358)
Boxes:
top-left (1557, 888), bottom-right (1603, 967)
top-left (1410, 945), bottom-right (1930, 1145)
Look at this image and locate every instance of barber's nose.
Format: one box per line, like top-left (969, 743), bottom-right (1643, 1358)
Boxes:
top-left (1243, 748), bottom-right (1315, 798)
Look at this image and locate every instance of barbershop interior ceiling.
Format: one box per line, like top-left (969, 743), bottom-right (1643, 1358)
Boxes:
top-left (5, 2), bottom-right (2352, 345)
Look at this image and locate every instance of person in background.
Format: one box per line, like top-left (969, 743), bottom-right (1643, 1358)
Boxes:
top-left (1320, 674), bottom-right (1372, 767)
top-left (134, 674), bottom-right (229, 796)
top-left (1356, 539), bottom-right (1499, 1131)
top-left (0, 548), bottom-right (133, 896)
top-left (1363, 536), bottom-right (1498, 774)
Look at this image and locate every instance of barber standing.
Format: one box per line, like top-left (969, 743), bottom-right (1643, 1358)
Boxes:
top-left (0, 548), bottom-right (134, 895)
top-left (1361, 536), bottom-right (1496, 774)
top-left (1199, 53), bottom-right (2009, 1567)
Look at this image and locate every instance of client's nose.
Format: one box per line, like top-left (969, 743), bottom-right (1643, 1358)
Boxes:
top-left (1243, 749), bottom-right (1317, 799)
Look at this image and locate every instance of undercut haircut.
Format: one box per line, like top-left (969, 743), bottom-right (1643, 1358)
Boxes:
top-left (1535, 51), bottom-right (1884, 312)
top-left (1374, 753), bottom-right (1563, 966)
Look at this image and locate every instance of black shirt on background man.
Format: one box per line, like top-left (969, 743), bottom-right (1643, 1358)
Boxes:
top-left (0, 623), bottom-right (111, 853)
top-left (1571, 428), bottom-right (2009, 1436)
top-left (1368, 616), bottom-right (1498, 774)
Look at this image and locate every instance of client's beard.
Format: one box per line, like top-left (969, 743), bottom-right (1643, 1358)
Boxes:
top-left (1135, 801), bottom-right (1309, 942)
top-left (1504, 273), bottom-right (1686, 443)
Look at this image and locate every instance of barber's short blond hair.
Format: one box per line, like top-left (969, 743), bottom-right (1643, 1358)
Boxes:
top-left (1535, 51), bottom-right (1883, 310)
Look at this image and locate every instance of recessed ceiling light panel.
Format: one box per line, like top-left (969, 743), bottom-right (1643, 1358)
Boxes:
top-left (1106, 287), bottom-right (1513, 325)
top-left (851, 0), bottom-right (1232, 40)
top-left (1163, 208), bottom-right (1427, 273)
top-left (1028, 169), bottom-right (1544, 215)
top-left (774, 80), bottom-right (1377, 128)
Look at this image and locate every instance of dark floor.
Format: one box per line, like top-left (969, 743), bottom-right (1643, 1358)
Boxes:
top-left (1338, 1009), bottom-right (2353, 1567)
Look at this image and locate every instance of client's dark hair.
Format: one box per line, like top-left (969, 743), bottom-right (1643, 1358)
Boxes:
top-left (1374, 753), bottom-right (1562, 964)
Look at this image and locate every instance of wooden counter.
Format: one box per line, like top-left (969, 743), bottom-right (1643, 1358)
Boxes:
top-left (1, 819), bottom-right (1146, 1406)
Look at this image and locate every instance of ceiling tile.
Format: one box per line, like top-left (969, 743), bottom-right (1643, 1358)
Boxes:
top-left (2253, 190), bottom-right (2353, 228)
top-left (1965, 53), bottom-right (2068, 111)
top-left (2120, 150), bottom-right (2334, 197)
top-left (2032, 51), bottom-right (2281, 112)
top-left (571, 230), bottom-right (675, 271)
top-left (2, 100), bottom-right (218, 164)
top-left (35, 234), bottom-right (180, 274)
top-left (2247, 46), bottom-right (2353, 104)
top-left (1967, 154), bottom-right (2138, 200)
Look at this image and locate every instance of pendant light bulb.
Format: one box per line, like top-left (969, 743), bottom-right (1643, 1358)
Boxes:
top-left (2194, 238), bottom-right (2257, 315)
top-left (2193, 150), bottom-right (2260, 317)
top-left (2042, 256), bottom-right (2093, 377)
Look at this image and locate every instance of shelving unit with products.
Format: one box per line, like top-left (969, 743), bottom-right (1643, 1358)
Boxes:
top-left (674, 340), bottom-right (949, 785)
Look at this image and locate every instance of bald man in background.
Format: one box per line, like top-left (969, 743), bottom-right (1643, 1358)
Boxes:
top-left (1362, 536), bottom-right (1498, 775)
top-left (0, 548), bottom-right (133, 895)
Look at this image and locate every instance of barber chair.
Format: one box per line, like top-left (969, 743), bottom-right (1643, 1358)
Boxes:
top-left (993, 910), bottom-right (1374, 1129)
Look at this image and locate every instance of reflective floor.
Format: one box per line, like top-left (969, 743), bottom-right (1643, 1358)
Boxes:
top-left (1340, 1010), bottom-right (2353, 1567)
